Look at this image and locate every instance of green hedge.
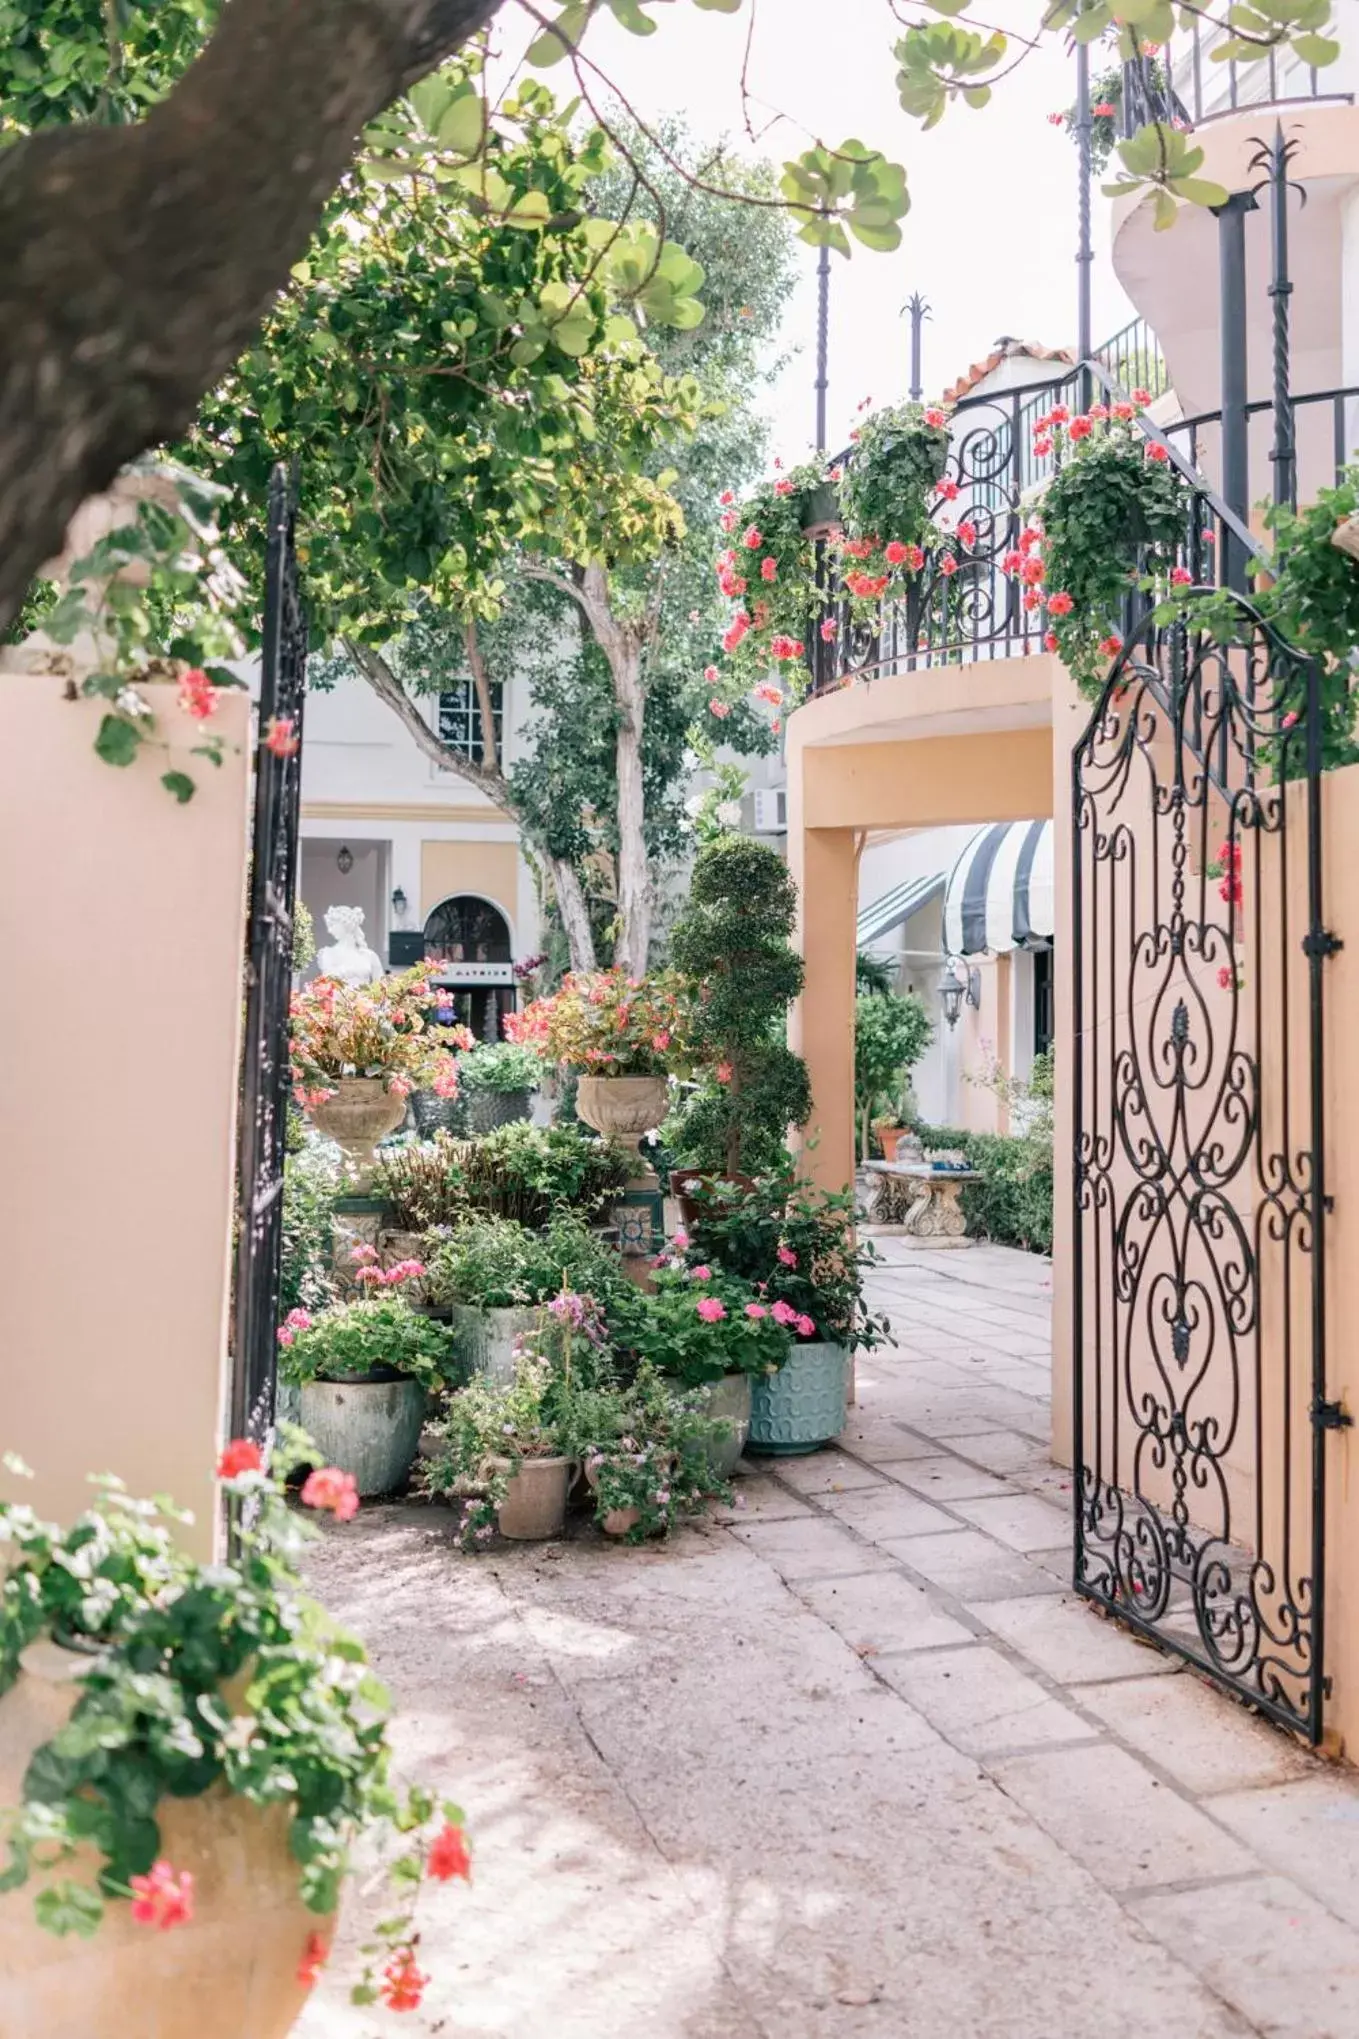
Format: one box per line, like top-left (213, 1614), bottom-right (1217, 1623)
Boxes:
top-left (913, 1123), bottom-right (1053, 1256)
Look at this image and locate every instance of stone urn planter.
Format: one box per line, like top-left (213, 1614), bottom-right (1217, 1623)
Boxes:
top-left (298, 1375), bottom-right (426, 1496)
top-left (701, 1371), bottom-right (752, 1479)
top-left (0, 1640), bottom-right (331, 2039)
top-left (466, 1087), bottom-right (533, 1136)
top-left (575, 1075), bottom-right (669, 1167)
top-left (748, 1342), bottom-right (849, 1457)
top-left (488, 1455), bottom-right (574, 1540)
top-left (306, 1076), bottom-right (406, 1189)
top-left (449, 1302), bottom-right (541, 1386)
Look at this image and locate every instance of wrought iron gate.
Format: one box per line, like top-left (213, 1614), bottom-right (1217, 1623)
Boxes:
top-left (231, 463), bottom-right (307, 1445)
top-left (1072, 595), bottom-right (1341, 1741)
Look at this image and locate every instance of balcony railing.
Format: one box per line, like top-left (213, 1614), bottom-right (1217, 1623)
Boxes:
top-left (1121, 19), bottom-right (1352, 134)
top-left (807, 365), bottom-right (1359, 698)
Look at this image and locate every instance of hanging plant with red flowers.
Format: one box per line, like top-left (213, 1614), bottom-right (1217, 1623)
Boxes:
top-left (709, 457), bottom-right (827, 698)
top-left (1009, 401), bottom-right (1190, 694)
top-left (833, 398), bottom-right (959, 638)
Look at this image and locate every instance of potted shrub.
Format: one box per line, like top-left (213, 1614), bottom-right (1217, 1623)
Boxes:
top-left (423, 1353), bottom-right (585, 1542)
top-left (278, 1290), bottom-right (457, 1495)
top-left (580, 1364), bottom-right (733, 1541)
top-left (456, 1040), bottom-right (543, 1135)
top-left (422, 1212), bottom-right (627, 1384)
top-left (854, 987), bottom-right (933, 1161)
top-left (289, 965), bottom-right (473, 1186)
top-left (667, 836), bottom-right (810, 1222)
top-left (0, 1443), bottom-right (469, 2033)
top-left (684, 1166), bottom-right (893, 1455)
top-left (506, 969), bottom-right (686, 1166)
top-left (371, 1129), bottom-right (466, 1254)
top-left (610, 1262), bottom-right (792, 1478)
top-left (444, 1122), bottom-right (632, 1230)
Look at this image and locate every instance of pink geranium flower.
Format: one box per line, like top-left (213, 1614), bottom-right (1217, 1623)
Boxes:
top-left (771, 1299), bottom-right (798, 1327)
top-left (301, 1466), bottom-right (360, 1522)
top-left (777, 1245), bottom-right (798, 1268)
top-left (130, 1862), bottom-right (195, 1931)
top-left (695, 1296), bottom-right (727, 1323)
top-left (689, 1264), bottom-right (713, 1281)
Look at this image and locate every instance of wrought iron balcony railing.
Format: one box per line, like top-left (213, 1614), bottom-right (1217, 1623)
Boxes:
top-left (1120, 21), bottom-right (1352, 134)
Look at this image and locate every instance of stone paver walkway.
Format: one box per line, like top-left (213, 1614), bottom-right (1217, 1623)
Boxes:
top-left (301, 1240), bottom-right (1359, 2037)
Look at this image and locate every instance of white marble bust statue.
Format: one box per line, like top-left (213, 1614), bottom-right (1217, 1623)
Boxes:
top-left (316, 905), bottom-right (385, 987)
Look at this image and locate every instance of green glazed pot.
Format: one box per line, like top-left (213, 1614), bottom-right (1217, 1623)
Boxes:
top-left (748, 1342), bottom-right (849, 1456)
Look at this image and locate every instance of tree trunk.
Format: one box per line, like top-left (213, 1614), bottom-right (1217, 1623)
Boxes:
top-left (0, 0), bottom-right (499, 632)
top-left (576, 563), bottom-right (651, 977)
top-left (548, 857), bottom-right (597, 975)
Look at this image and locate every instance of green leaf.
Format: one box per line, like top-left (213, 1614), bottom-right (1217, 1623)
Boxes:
top-left (436, 89), bottom-right (484, 157)
top-left (93, 715), bottom-right (143, 768)
top-left (526, 3), bottom-right (589, 65)
top-left (1152, 188), bottom-right (1179, 231)
top-left (1292, 31), bottom-right (1340, 64)
top-left (35, 1883), bottom-right (104, 1939)
top-left (161, 771), bottom-right (196, 804)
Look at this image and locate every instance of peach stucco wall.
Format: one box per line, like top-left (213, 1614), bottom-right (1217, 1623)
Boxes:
top-left (0, 678), bottom-right (251, 1556)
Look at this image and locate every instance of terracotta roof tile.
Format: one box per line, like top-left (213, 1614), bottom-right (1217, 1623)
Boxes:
top-left (942, 338), bottom-right (1073, 405)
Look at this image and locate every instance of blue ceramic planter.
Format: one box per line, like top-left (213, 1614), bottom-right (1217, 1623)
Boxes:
top-left (748, 1342), bottom-right (849, 1456)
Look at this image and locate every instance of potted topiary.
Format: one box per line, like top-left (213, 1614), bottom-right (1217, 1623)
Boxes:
top-left (455, 1040), bottom-right (543, 1135)
top-left (854, 987), bottom-right (933, 1161)
top-left (505, 969), bottom-right (686, 1164)
top-left (277, 1289), bottom-right (458, 1495)
top-left (683, 1166), bottom-right (893, 1455)
top-left (422, 1212), bottom-right (627, 1385)
top-left (610, 1262), bottom-right (792, 1478)
top-left (667, 835), bottom-right (811, 1224)
top-left (0, 1442), bottom-right (469, 2034)
top-left (289, 965), bottom-right (473, 1187)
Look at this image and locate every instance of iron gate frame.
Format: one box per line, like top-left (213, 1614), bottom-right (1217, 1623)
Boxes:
top-left (231, 462), bottom-right (307, 1447)
top-left (1070, 596), bottom-right (1340, 1743)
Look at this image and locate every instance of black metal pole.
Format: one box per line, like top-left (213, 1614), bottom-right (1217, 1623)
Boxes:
top-left (1214, 189), bottom-right (1257, 590)
top-left (815, 242), bottom-right (830, 453)
top-left (1076, 41), bottom-right (1093, 410)
top-left (904, 292), bottom-right (931, 402)
top-left (1265, 123), bottom-right (1298, 509)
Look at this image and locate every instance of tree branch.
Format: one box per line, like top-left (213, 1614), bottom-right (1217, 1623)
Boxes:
top-left (0, 0), bottom-right (500, 631)
top-left (342, 634), bottom-right (509, 807)
top-left (462, 615), bottom-right (500, 777)
top-left (519, 561), bottom-right (597, 624)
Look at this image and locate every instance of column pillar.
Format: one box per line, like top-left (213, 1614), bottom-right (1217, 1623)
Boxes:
top-left (789, 822), bottom-right (859, 1194)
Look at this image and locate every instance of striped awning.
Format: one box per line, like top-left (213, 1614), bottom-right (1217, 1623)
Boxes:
top-left (856, 870), bottom-right (945, 948)
top-left (943, 821), bottom-right (1054, 958)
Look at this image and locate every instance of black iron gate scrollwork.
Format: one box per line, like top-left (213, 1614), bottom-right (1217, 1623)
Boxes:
top-left (231, 463), bottom-right (307, 1447)
top-left (1072, 595), bottom-right (1340, 1741)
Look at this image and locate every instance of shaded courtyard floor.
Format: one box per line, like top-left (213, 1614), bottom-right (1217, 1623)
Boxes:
top-left (301, 1240), bottom-right (1359, 2037)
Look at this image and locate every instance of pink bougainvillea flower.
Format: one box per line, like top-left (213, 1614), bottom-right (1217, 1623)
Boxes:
top-left (178, 668), bottom-right (217, 722)
top-left (745, 1303), bottom-right (768, 1320)
top-left (777, 1245), bottom-right (798, 1268)
top-left (130, 1862), bottom-right (195, 1931)
top-left (795, 1314), bottom-right (817, 1339)
top-left (715, 1060), bottom-right (734, 1085)
top-left (742, 525), bottom-right (763, 550)
top-left (263, 715), bottom-right (300, 759)
top-left (924, 407), bottom-right (947, 428)
top-left (427, 1821), bottom-right (472, 1884)
top-left (771, 1299), bottom-right (799, 1327)
top-left (301, 1466), bottom-right (360, 1523)
top-left (217, 1439), bottom-right (263, 1479)
top-left (381, 1949), bottom-right (429, 2014)
top-left (695, 1296), bottom-right (728, 1324)
top-left (1170, 566), bottom-right (1193, 586)
top-left (1044, 630), bottom-right (1061, 653)
top-left (708, 697), bottom-right (731, 719)
top-left (1047, 591), bottom-right (1075, 618)
top-left (297, 1932), bottom-right (329, 1987)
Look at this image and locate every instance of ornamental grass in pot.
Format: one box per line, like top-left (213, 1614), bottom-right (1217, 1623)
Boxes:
top-left (0, 1440), bottom-right (470, 2036)
top-left (289, 965), bottom-right (473, 1186)
top-left (277, 1288), bottom-right (457, 1496)
top-left (610, 1262), bottom-right (792, 1478)
top-left (682, 1165), bottom-right (893, 1455)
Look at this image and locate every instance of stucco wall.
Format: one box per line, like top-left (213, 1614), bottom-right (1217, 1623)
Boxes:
top-left (0, 679), bottom-right (251, 1555)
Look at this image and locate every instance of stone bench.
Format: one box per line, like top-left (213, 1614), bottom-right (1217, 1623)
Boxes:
top-left (863, 1160), bottom-right (983, 1245)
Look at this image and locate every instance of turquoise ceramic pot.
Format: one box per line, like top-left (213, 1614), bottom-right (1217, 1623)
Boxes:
top-left (748, 1342), bottom-right (849, 1456)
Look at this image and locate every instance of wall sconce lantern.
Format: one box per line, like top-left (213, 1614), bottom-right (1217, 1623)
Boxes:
top-left (336, 844), bottom-right (354, 876)
top-left (938, 958), bottom-right (981, 1029)
top-left (391, 886), bottom-right (408, 920)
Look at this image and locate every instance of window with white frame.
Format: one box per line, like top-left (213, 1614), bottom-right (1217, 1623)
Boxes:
top-left (436, 677), bottom-right (503, 765)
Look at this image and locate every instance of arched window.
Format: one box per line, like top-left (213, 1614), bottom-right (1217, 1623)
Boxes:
top-left (422, 895), bottom-right (511, 963)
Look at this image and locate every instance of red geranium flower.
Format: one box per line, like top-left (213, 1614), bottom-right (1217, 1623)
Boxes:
top-left (130, 1862), bottom-right (194, 1931)
top-left (381, 1948), bottom-right (429, 2013)
top-left (297, 1932), bottom-right (329, 1987)
top-left (217, 1439), bottom-right (263, 1480)
top-left (1047, 591), bottom-right (1075, 618)
top-left (427, 1821), bottom-right (472, 1883)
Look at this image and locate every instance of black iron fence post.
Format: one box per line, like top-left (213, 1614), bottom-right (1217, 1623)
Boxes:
top-left (1213, 189), bottom-right (1258, 589)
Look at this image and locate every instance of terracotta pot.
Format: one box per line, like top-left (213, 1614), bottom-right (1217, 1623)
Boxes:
top-left (877, 1126), bottom-right (907, 1163)
top-left (575, 1075), bottom-right (669, 1164)
top-left (0, 1641), bottom-right (332, 2039)
top-left (488, 1455), bottom-right (573, 1540)
top-left (582, 1459), bottom-right (643, 1539)
top-left (306, 1076), bottom-right (407, 1189)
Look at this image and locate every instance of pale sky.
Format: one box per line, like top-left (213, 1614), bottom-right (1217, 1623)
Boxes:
top-left (494, 0), bottom-right (1135, 458)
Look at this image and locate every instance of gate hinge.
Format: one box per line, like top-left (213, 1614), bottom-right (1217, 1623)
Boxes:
top-left (1311, 1398), bottom-right (1354, 1431)
top-left (1302, 929), bottom-right (1344, 960)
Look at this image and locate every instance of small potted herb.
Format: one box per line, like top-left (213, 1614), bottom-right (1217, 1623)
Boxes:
top-left (610, 1262), bottom-right (791, 1477)
top-left (455, 1040), bottom-right (543, 1134)
top-left (278, 1289), bottom-right (458, 1495)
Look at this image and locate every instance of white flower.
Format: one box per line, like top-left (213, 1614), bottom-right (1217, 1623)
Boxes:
top-left (716, 800), bottom-right (744, 827)
top-left (115, 686), bottom-right (151, 720)
top-left (684, 791), bottom-right (705, 818)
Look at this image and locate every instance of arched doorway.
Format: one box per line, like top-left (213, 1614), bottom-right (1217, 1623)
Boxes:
top-left (422, 894), bottom-right (514, 1041)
